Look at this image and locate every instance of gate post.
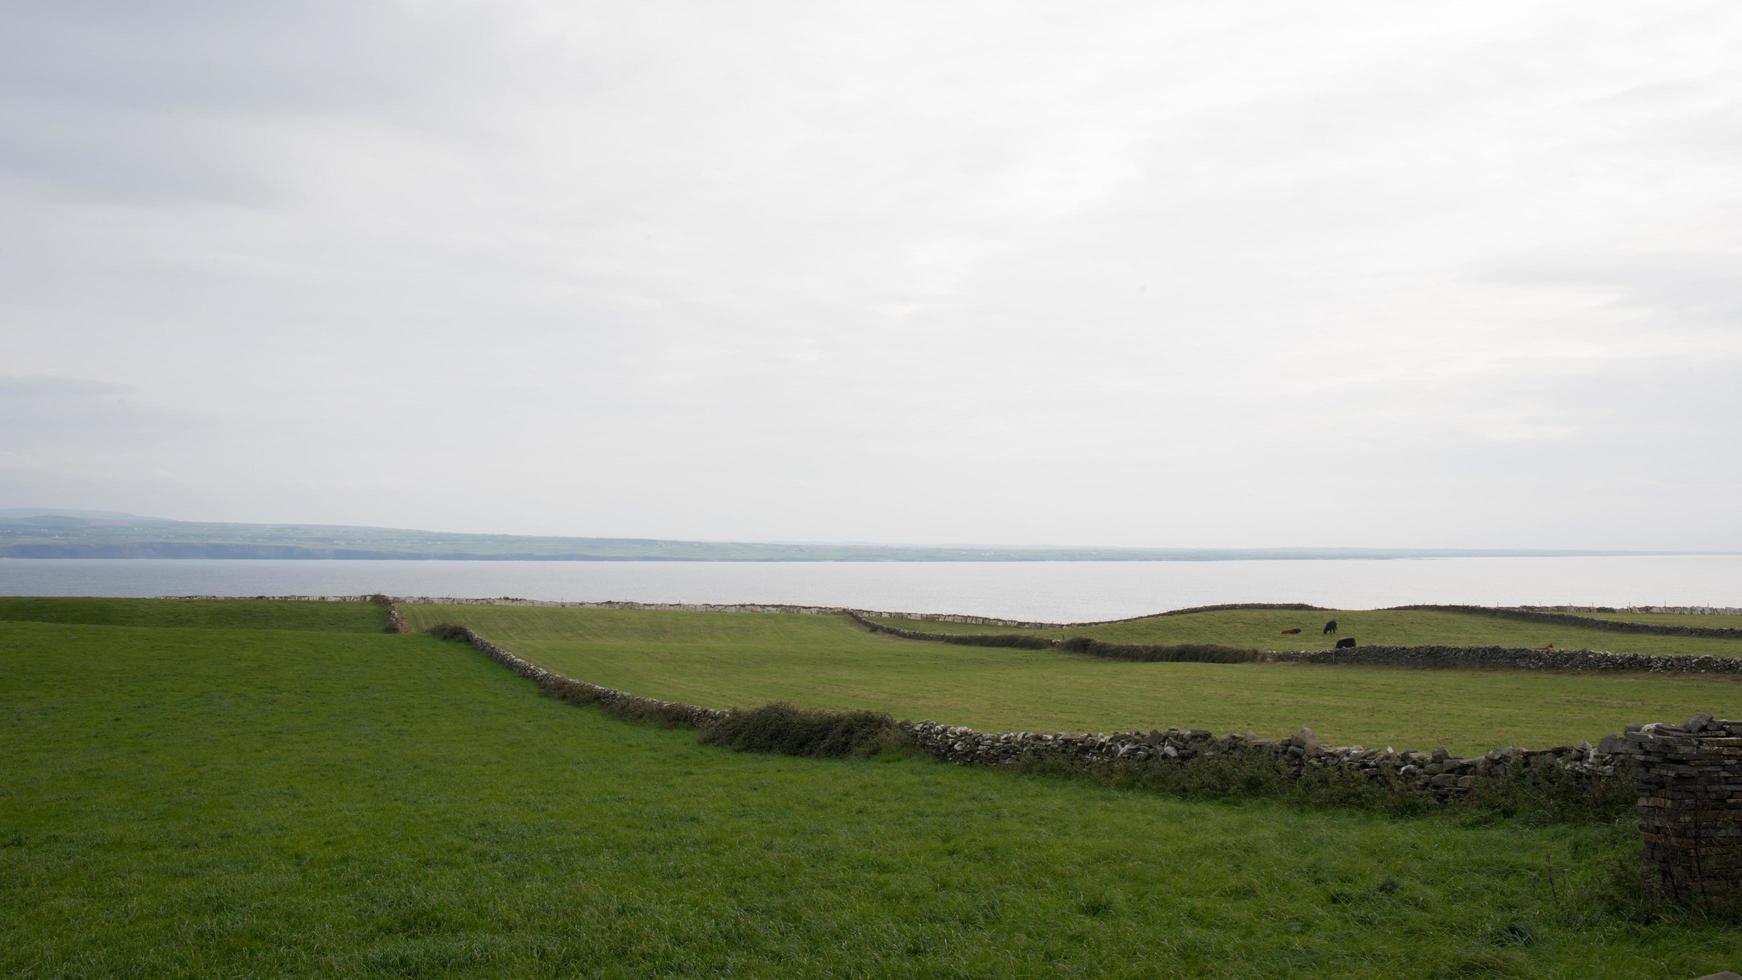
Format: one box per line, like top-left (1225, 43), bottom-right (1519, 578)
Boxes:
top-left (1627, 716), bottom-right (1742, 912)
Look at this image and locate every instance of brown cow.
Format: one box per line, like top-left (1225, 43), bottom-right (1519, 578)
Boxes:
top-left (1281, 628), bottom-right (1302, 635)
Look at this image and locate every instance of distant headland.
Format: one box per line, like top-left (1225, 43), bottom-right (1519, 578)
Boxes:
top-left (0, 510), bottom-right (1704, 562)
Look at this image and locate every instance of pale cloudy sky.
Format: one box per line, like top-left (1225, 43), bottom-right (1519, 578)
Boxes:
top-left (3, 1), bottom-right (1740, 549)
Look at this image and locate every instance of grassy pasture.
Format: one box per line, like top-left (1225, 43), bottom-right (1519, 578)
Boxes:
top-left (0, 595), bottom-right (387, 633)
top-left (4, 608), bottom-right (1741, 977)
top-left (400, 605), bottom-right (1742, 753)
top-left (869, 607), bottom-right (1742, 658)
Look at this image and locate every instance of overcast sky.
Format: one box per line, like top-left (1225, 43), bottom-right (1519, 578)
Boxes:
top-left (3, 1), bottom-right (1740, 549)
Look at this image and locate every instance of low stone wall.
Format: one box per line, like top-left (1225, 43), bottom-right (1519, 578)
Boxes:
top-left (1393, 604), bottom-right (1742, 639)
top-left (1612, 716), bottom-right (1742, 911)
top-left (1285, 644), bottom-right (1742, 675)
top-left (902, 721), bottom-right (1623, 803)
top-left (365, 594), bottom-right (409, 634)
top-left (1527, 605), bottom-right (1742, 617)
top-left (432, 624), bottom-right (729, 728)
top-left (854, 614), bottom-right (1742, 675)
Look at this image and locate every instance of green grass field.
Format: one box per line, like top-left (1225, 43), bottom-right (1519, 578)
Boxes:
top-left (868, 607), bottom-right (1742, 658)
top-left (399, 605), bottom-right (1742, 753)
top-left (5, 602), bottom-right (1741, 977)
top-left (0, 595), bottom-right (387, 633)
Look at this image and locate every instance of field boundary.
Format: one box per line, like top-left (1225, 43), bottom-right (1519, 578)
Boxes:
top-left (429, 623), bottom-right (730, 728)
top-left (1387, 604), bottom-right (1742, 639)
top-left (425, 619), bottom-right (1655, 813)
top-left (849, 613), bottom-right (1742, 675)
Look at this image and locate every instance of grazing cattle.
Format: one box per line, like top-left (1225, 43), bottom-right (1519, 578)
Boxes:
top-left (1322, 619), bottom-right (1339, 635)
top-left (1538, 644), bottom-right (1555, 652)
top-left (1334, 637), bottom-right (1357, 649)
top-left (1281, 628), bottom-right (1302, 635)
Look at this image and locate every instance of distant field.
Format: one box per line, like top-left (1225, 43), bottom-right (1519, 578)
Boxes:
top-left (400, 605), bottom-right (1742, 753)
top-left (5, 604), bottom-right (1741, 976)
top-left (869, 607), bottom-right (1742, 658)
top-left (0, 595), bottom-right (387, 632)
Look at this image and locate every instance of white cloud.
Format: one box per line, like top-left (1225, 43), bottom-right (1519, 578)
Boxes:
top-left (1, 0), bottom-right (1739, 548)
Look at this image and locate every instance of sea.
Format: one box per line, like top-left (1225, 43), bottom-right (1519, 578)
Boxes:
top-left (1, 555), bottom-right (1739, 622)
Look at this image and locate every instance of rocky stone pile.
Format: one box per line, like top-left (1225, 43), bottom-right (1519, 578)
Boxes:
top-left (1615, 715), bottom-right (1742, 910)
top-left (902, 720), bottom-right (1624, 802)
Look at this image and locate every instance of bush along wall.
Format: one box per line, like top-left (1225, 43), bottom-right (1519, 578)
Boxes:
top-left (850, 613), bottom-right (1742, 675)
top-left (700, 703), bottom-right (901, 758)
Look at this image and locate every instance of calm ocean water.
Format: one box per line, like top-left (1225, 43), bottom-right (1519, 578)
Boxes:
top-left (1, 556), bottom-right (1738, 621)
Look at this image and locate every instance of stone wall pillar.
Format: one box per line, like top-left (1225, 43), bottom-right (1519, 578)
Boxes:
top-left (1627, 715), bottom-right (1742, 911)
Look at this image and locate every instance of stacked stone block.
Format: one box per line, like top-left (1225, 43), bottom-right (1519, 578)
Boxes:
top-left (1623, 716), bottom-right (1742, 910)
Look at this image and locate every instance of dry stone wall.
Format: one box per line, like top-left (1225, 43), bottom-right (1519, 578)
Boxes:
top-left (1284, 644), bottom-right (1742, 675)
top-left (1527, 605), bottom-right (1742, 617)
top-left (1392, 604), bottom-right (1742, 639)
top-left (377, 596), bottom-right (408, 634)
top-left (854, 614), bottom-right (1742, 675)
top-left (903, 721), bottom-right (1623, 803)
top-left (1613, 716), bottom-right (1742, 911)
top-left (432, 624), bottom-right (729, 729)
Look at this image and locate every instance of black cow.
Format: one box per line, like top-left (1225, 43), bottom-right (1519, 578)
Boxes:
top-left (1335, 637), bottom-right (1356, 649)
top-left (1322, 619), bottom-right (1338, 635)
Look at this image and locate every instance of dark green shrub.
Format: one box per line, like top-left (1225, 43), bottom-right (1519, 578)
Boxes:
top-left (701, 703), bottom-right (903, 758)
top-left (1464, 757), bottom-right (1636, 824)
top-left (941, 633), bottom-right (1056, 650)
top-left (425, 623), bottom-right (474, 642)
top-left (1059, 636), bottom-right (1265, 664)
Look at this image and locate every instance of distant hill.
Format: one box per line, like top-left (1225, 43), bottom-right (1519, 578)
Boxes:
top-left (0, 510), bottom-right (1683, 562)
top-left (0, 508), bottom-right (162, 522)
